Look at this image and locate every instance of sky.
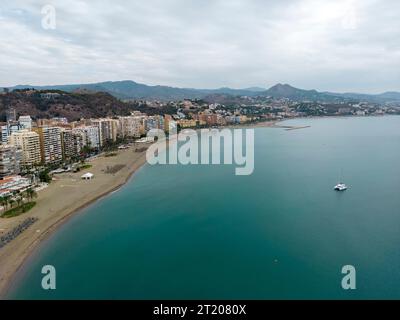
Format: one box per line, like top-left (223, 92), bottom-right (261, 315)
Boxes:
top-left (0, 0), bottom-right (399, 93)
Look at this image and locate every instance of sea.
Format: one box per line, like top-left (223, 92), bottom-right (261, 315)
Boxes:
top-left (7, 116), bottom-right (400, 299)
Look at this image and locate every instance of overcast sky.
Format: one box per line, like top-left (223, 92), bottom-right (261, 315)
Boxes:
top-left (0, 0), bottom-right (399, 93)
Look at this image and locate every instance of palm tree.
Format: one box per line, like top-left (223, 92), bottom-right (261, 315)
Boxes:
top-left (25, 188), bottom-right (32, 201)
top-left (0, 197), bottom-right (6, 211)
top-left (16, 195), bottom-right (22, 208)
top-left (3, 195), bottom-right (10, 210)
top-left (25, 188), bottom-right (37, 202)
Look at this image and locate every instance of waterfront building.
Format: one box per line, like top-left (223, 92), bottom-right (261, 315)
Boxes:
top-left (118, 116), bottom-right (143, 138)
top-left (0, 145), bottom-right (21, 178)
top-left (33, 127), bottom-right (63, 164)
top-left (0, 175), bottom-right (31, 197)
top-left (61, 129), bottom-right (84, 159)
top-left (9, 130), bottom-right (41, 167)
top-left (73, 126), bottom-right (100, 150)
top-left (91, 119), bottom-right (118, 147)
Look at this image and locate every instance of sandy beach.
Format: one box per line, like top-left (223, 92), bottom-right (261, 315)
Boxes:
top-left (0, 121), bottom-right (289, 299)
top-left (0, 144), bottom-right (149, 298)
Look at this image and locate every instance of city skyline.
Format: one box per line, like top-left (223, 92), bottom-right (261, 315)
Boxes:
top-left (1, 0), bottom-right (400, 93)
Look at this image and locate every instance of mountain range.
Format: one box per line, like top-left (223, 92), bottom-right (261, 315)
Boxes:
top-left (4, 81), bottom-right (400, 103)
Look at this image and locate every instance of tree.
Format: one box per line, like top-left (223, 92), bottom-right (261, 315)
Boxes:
top-left (39, 170), bottom-right (51, 183)
top-left (0, 197), bottom-right (6, 211)
top-left (25, 188), bottom-right (37, 201)
top-left (16, 195), bottom-right (22, 208)
top-left (3, 195), bottom-right (10, 210)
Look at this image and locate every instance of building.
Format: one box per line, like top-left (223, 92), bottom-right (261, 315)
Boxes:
top-left (18, 115), bottom-right (33, 130)
top-left (36, 117), bottom-right (69, 128)
top-left (0, 145), bottom-right (21, 178)
top-left (6, 108), bottom-right (16, 123)
top-left (0, 176), bottom-right (31, 197)
top-left (8, 121), bottom-right (21, 136)
top-left (144, 115), bottom-right (164, 132)
top-left (33, 127), bottom-right (63, 164)
top-left (0, 124), bottom-right (8, 144)
top-left (61, 130), bottom-right (84, 159)
top-left (164, 115), bottom-right (173, 133)
top-left (9, 130), bottom-right (41, 167)
top-left (73, 126), bottom-right (100, 150)
top-left (81, 172), bottom-right (94, 180)
top-left (40, 92), bottom-right (60, 99)
top-left (177, 119), bottom-right (197, 128)
top-left (194, 113), bottom-right (218, 126)
top-left (118, 116), bottom-right (143, 138)
top-left (91, 119), bottom-right (118, 147)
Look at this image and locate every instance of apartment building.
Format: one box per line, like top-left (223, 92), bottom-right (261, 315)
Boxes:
top-left (33, 127), bottom-right (63, 164)
top-left (118, 116), bottom-right (143, 138)
top-left (73, 126), bottom-right (100, 150)
top-left (61, 129), bottom-right (84, 159)
top-left (91, 119), bottom-right (118, 147)
top-left (0, 144), bottom-right (21, 178)
top-left (9, 130), bottom-right (41, 167)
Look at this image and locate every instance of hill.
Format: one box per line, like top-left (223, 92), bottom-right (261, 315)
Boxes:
top-left (0, 90), bottom-right (133, 122)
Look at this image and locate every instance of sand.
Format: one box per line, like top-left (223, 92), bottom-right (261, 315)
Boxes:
top-left (0, 121), bottom-right (283, 299)
top-left (0, 144), bottom-right (149, 298)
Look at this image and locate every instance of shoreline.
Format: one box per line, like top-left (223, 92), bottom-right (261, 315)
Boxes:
top-left (1, 114), bottom-right (397, 299)
top-left (0, 121), bottom-right (279, 299)
top-left (0, 145), bottom-right (149, 299)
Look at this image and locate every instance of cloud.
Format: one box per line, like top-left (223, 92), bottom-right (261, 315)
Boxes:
top-left (0, 0), bottom-right (399, 93)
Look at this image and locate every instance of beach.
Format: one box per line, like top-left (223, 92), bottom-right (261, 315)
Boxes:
top-left (0, 144), bottom-right (149, 298)
top-left (0, 120), bottom-right (294, 298)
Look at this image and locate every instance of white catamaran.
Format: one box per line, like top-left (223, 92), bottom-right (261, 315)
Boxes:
top-left (334, 170), bottom-right (348, 191)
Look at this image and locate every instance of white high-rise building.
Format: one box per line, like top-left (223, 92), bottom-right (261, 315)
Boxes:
top-left (73, 126), bottom-right (100, 150)
top-left (18, 115), bottom-right (33, 130)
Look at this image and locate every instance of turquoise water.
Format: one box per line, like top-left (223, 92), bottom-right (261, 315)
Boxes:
top-left (7, 116), bottom-right (400, 299)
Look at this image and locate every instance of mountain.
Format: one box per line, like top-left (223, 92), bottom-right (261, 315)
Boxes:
top-left (324, 91), bottom-right (400, 103)
top-left (7, 81), bottom-right (261, 101)
top-left (263, 83), bottom-right (332, 101)
top-left (5, 81), bottom-right (400, 103)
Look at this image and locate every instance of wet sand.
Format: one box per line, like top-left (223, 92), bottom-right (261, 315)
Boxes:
top-left (0, 120), bottom-right (296, 299)
top-left (0, 144), bottom-right (148, 298)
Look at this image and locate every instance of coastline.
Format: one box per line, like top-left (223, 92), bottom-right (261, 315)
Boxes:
top-left (0, 144), bottom-right (149, 299)
top-left (0, 120), bottom-right (282, 299)
top-left (1, 114), bottom-right (394, 299)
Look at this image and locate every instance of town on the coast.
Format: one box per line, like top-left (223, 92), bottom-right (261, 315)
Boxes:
top-left (0, 86), bottom-right (399, 221)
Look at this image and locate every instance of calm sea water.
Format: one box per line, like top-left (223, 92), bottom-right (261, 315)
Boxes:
top-left (7, 116), bottom-right (400, 299)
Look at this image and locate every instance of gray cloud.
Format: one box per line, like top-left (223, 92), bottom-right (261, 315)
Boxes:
top-left (0, 0), bottom-right (399, 93)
